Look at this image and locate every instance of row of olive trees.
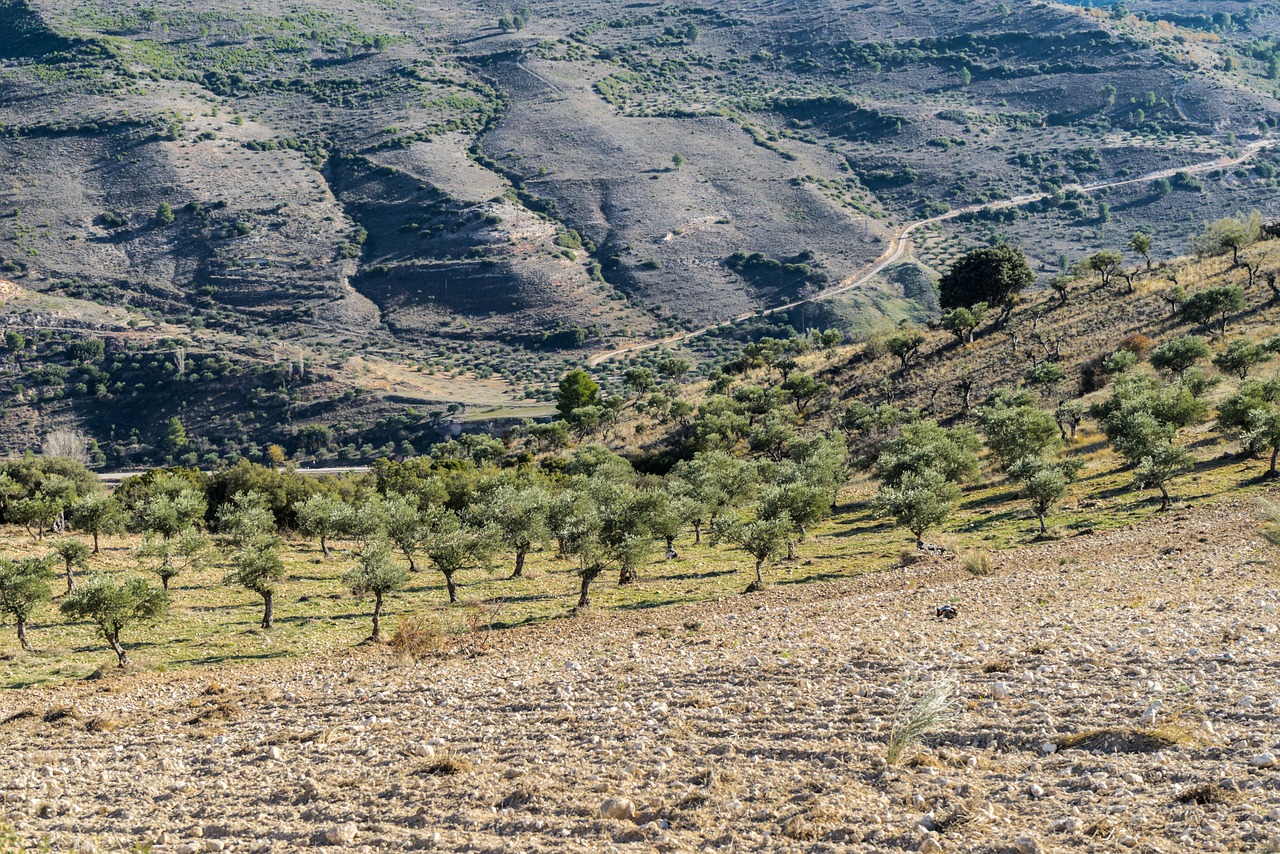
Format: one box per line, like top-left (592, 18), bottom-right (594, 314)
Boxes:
top-left (0, 430), bottom-right (849, 662)
top-left (865, 329), bottom-right (1280, 546)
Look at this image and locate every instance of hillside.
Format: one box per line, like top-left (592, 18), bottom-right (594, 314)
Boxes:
top-left (1, 504), bottom-right (1278, 852)
top-left (2, 0), bottom-right (1280, 463)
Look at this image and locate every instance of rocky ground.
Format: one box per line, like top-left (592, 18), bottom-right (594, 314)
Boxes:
top-left (2, 501), bottom-right (1279, 853)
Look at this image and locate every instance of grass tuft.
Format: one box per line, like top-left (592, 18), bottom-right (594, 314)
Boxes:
top-left (886, 674), bottom-right (959, 765)
top-left (959, 549), bottom-right (994, 577)
top-left (1176, 783), bottom-right (1238, 805)
top-left (1056, 727), bottom-right (1182, 754)
top-left (420, 751), bottom-right (474, 776)
top-left (389, 614), bottom-right (450, 659)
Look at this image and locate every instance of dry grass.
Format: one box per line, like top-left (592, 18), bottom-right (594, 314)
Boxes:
top-left (899, 548), bottom-right (927, 567)
top-left (419, 751), bottom-right (474, 777)
top-left (960, 549), bottom-right (994, 577)
top-left (1056, 727), bottom-right (1183, 754)
top-left (1176, 783), bottom-right (1239, 805)
top-left (185, 695), bottom-right (243, 726)
top-left (389, 615), bottom-right (451, 660)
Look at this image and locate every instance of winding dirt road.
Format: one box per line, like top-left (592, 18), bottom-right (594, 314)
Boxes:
top-left (588, 136), bottom-right (1276, 367)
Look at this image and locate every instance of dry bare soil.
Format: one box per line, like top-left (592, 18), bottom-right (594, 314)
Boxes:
top-left (3, 501), bottom-right (1280, 852)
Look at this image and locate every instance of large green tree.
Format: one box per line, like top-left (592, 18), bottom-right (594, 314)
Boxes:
top-left (938, 245), bottom-right (1034, 317)
top-left (556, 369), bottom-right (601, 419)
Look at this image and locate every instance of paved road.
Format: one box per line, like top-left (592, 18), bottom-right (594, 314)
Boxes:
top-left (587, 136), bottom-right (1277, 367)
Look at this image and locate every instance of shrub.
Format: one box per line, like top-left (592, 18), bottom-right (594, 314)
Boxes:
top-left (389, 614), bottom-right (449, 659)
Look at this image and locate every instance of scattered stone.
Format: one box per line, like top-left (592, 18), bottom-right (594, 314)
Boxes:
top-left (1013, 836), bottom-right (1042, 854)
top-left (324, 823), bottom-right (358, 846)
top-left (919, 831), bottom-right (945, 852)
top-left (599, 798), bottom-right (636, 821)
top-left (1249, 753), bottom-right (1276, 769)
top-left (992, 682), bottom-right (1010, 702)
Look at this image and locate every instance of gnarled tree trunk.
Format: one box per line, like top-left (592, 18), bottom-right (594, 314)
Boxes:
top-left (370, 591), bottom-right (384, 642)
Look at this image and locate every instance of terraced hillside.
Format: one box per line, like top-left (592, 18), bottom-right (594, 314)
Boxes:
top-left (0, 0), bottom-right (1278, 463)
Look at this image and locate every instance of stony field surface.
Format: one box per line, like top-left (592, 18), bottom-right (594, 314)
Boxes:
top-left (1, 502), bottom-right (1278, 853)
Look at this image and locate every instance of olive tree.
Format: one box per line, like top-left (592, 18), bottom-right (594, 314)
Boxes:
top-left (873, 419), bottom-right (979, 547)
top-left (1213, 339), bottom-right (1271, 379)
top-left (978, 396), bottom-right (1062, 470)
top-left (60, 575), bottom-right (168, 667)
top-left (1218, 378), bottom-right (1280, 476)
top-left (490, 483), bottom-right (550, 579)
top-left (1193, 211), bottom-right (1262, 266)
top-left (710, 512), bottom-right (793, 593)
top-left (940, 304), bottom-right (986, 344)
top-left (8, 476), bottom-right (76, 542)
top-left (295, 494), bottom-right (354, 556)
top-left (215, 491), bottom-right (276, 547)
top-left (225, 537), bottom-right (287, 629)
top-left (71, 494), bottom-right (124, 553)
top-left (422, 508), bottom-right (495, 604)
top-left (1135, 443), bottom-right (1194, 510)
top-left (1150, 336), bottom-right (1210, 378)
top-left (758, 482), bottom-right (830, 560)
top-left (135, 488), bottom-right (207, 541)
top-left (1081, 250), bottom-right (1123, 287)
top-left (875, 469), bottom-right (961, 548)
top-left (885, 329), bottom-right (926, 370)
top-left (669, 451), bottom-right (757, 544)
top-left (1007, 457), bottom-right (1073, 536)
top-left (137, 530), bottom-right (210, 590)
top-left (1181, 286), bottom-right (1244, 335)
top-left (343, 539), bottom-right (409, 642)
top-left (562, 477), bottom-right (654, 606)
top-left (382, 494), bottom-right (427, 572)
top-left (874, 420), bottom-right (981, 487)
top-left (52, 537), bottom-right (91, 594)
top-left (1128, 232), bottom-right (1153, 270)
top-left (0, 556), bottom-right (54, 651)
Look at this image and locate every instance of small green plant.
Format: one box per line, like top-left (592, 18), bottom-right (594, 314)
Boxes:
top-left (959, 549), bottom-right (993, 577)
top-left (886, 674), bottom-right (958, 765)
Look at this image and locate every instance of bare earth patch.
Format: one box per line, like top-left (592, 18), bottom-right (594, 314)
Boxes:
top-left (1, 503), bottom-right (1279, 851)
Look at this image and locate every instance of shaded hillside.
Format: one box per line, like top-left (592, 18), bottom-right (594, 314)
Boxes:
top-left (1, 0), bottom-right (1279, 462)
